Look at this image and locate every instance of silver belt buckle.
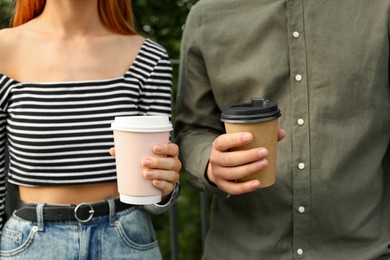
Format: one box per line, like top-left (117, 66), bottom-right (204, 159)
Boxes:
top-left (74, 203), bottom-right (95, 223)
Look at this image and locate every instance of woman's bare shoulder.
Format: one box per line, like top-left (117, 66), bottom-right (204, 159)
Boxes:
top-left (118, 34), bottom-right (145, 50)
top-left (0, 27), bottom-right (20, 49)
top-left (0, 27), bottom-right (20, 72)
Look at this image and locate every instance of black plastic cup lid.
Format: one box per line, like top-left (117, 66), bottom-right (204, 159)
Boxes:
top-left (220, 98), bottom-right (281, 123)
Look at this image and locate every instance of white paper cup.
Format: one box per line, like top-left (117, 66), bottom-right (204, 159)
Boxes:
top-left (111, 116), bottom-right (172, 204)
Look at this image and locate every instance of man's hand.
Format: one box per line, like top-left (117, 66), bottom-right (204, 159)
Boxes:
top-left (207, 129), bottom-right (286, 195)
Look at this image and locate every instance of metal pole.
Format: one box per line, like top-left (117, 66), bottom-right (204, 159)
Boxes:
top-left (200, 191), bottom-right (209, 249)
top-left (169, 203), bottom-right (180, 260)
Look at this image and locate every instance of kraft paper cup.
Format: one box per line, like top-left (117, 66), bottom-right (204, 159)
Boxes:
top-left (221, 98), bottom-right (281, 188)
top-left (111, 116), bottom-right (172, 204)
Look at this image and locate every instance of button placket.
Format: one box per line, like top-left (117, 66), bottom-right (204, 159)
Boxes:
top-left (288, 0), bottom-right (310, 257)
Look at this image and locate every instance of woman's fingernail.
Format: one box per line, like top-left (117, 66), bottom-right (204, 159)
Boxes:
top-left (145, 170), bottom-right (153, 178)
top-left (143, 159), bottom-right (152, 166)
top-left (154, 145), bottom-right (162, 153)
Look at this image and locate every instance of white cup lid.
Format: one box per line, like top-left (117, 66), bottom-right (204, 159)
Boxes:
top-left (111, 116), bottom-right (172, 132)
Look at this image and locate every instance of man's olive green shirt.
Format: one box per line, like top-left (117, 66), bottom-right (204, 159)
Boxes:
top-left (175, 0), bottom-right (390, 259)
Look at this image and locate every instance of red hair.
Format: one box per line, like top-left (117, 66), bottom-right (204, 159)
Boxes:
top-left (11, 0), bottom-right (137, 35)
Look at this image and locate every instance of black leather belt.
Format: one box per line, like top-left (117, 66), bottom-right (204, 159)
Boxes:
top-left (15, 199), bottom-right (133, 223)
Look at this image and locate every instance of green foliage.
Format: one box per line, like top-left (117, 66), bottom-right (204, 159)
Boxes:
top-left (133, 0), bottom-right (198, 60)
top-left (152, 174), bottom-right (205, 260)
top-left (0, 0), bottom-right (13, 29)
top-left (0, 0), bottom-right (206, 259)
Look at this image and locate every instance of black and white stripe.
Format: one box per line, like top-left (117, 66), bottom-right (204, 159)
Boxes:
top-left (0, 39), bottom-right (172, 225)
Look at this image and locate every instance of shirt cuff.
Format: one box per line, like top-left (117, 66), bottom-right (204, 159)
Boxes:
top-left (201, 162), bottom-right (230, 197)
top-left (143, 182), bottom-right (180, 215)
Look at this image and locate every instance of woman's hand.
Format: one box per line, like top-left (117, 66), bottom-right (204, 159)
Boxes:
top-left (140, 143), bottom-right (181, 198)
top-left (109, 143), bottom-right (181, 200)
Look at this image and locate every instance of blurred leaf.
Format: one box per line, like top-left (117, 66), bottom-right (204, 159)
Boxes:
top-left (0, 0), bottom-right (13, 29)
top-left (133, 0), bottom-right (198, 60)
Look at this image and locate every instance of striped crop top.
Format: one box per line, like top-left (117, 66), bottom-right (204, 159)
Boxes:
top-left (0, 39), bottom-right (173, 223)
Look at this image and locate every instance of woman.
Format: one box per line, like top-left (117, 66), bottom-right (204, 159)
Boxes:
top-left (0, 0), bottom-right (181, 259)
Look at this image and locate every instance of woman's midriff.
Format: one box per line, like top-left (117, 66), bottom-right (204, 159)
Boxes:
top-left (19, 181), bottom-right (120, 204)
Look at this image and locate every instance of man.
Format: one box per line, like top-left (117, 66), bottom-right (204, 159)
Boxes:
top-left (174, 0), bottom-right (390, 259)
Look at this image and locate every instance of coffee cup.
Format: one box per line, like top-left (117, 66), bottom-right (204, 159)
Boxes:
top-left (220, 98), bottom-right (281, 188)
top-left (111, 116), bottom-right (172, 204)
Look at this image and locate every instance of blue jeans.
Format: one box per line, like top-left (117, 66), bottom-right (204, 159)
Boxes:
top-left (0, 200), bottom-right (162, 259)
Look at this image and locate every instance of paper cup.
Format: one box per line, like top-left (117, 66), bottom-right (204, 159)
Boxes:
top-left (111, 116), bottom-right (172, 204)
top-left (221, 98), bottom-right (281, 188)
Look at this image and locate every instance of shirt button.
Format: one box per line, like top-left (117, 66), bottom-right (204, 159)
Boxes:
top-left (297, 248), bottom-right (304, 255)
top-left (295, 74), bottom-right (303, 81)
top-left (298, 206), bottom-right (305, 213)
top-left (293, 31), bottom-right (300, 38)
top-left (298, 162), bottom-right (305, 169)
top-left (297, 118), bottom-right (304, 125)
